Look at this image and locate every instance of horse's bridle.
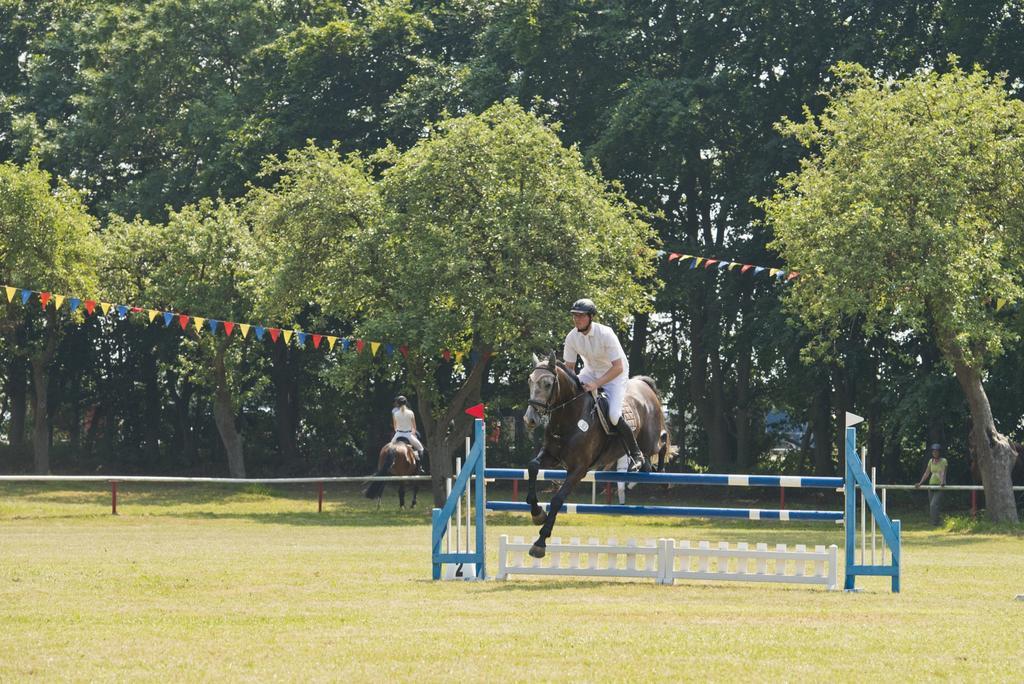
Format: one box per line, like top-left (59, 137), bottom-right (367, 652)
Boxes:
top-left (527, 365), bottom-right (586, 416)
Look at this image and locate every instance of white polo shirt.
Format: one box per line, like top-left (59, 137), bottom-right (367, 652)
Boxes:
top-left (563, 321), bottom-right (629, 384)
top-left (393, 407), bottom-right (416, 431)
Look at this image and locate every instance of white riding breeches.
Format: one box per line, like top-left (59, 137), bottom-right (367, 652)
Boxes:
top-left (578, 370), bottom-right (627, 425)
top-left (392, 430), bottom-right (423, 452)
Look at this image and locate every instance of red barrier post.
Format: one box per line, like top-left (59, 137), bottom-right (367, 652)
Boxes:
top-left (512, 479), bottom-right (519, 501)
top-left (318, 481), bottom-right (324, 513)
top-left (111, 481), bottom-right (118, 515)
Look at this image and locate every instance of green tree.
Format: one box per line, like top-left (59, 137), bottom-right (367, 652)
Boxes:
top-left (762, 60), bottom-right (1024, 522)
top-left (366, 101), bottom-right (660, 503)
top-left (0, 160), bottom-right (100, 473)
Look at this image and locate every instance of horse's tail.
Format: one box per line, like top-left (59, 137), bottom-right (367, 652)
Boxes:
top-left (364, 448), bottom-right (396, 499)
top-left (635, 375), bottom-right (659, 397)
top-left (657, 427), bottom-right (670, 472)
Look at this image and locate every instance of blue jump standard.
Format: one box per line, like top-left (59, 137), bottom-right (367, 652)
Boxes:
top-left (486, 501), bottom-right (844, 522)
top-left (484, 468), bottom-right (843, 489)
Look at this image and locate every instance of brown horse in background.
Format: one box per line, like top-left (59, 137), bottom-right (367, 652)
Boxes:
top-left (363, 439), bottom-right (421, 509)
top-left (521, 352), bottom-right (669, 558)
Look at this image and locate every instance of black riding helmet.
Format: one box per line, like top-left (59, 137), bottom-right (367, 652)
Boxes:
top-left (395, 395), bottom-right (408, 406)
top-left (569, 298), bottom-right (597, 316)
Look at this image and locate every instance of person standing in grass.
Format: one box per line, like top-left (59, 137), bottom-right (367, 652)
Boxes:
top-left (915, 443), bottom-right (948, 526)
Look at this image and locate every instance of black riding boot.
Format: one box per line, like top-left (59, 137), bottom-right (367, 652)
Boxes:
top-left (616, 422), bottom-right (646, 472)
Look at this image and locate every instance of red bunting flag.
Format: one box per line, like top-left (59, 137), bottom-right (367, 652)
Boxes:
top-left (310, 334), bottom-right (321, 349)
top-left (269, 328), bottom-right (281, 343)
top-left (131, 307), bottom-right (143, 313)
top-left (355, 339), bottom-right (365, 353)
top-left (40, 292), bottom-right (51, 309)
top-left (223, 321), bottom-right (234, 337)
top-left (442, 350), bottom-right (452, 362)
top-left (465, 403), bottom-right (485, 419)
top-left (178, 314), bottom-right (190, 330)
top-left (85, 300), bottom-right (96, 315)
top-left (399, 345), bottom-right (409, 359)
top-left (668, 253), bottom-right (680, 262)
top-left (704, 259), bottom-right (718, 269)
top-left (786, 272), bottom-right (799, 281)
top-left (741, 264), bottom-right (754, 273)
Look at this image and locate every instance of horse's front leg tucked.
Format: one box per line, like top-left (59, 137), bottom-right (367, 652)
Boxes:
top-left (529, 464), bottom-right (589, 559)
top-left (526, 450), bottom-right (557, 525)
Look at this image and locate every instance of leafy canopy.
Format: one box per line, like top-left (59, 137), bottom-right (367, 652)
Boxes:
top-left (761, 59), bottom-right (1024, 368)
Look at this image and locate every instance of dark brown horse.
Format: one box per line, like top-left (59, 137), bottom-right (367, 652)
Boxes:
top-left (363, 439), bottom-right (421, 509)
top-left (521, 353), bottom-right (669, 558)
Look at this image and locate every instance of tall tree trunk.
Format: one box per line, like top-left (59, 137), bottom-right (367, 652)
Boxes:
top-left (810, 380), bottom-right (834, 476)
top-left (270, 343), bottom-right (299, 462)
top-left (734, 327), bottom-right (755, 471)
top-left (628, 312), bottom-right (649, 377)
top-left (29, 311), bottom-right (58, 474)
top-left (211, 342), bottom-right (245, 478)
top-left (416, 346), bottom-right (491, 506)
top-left (950, 358), bottom-right (1018, 523)
top-left (6, 353), bottom-right (27, 465)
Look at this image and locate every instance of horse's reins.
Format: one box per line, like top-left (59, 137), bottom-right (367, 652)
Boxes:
top-left (527, 365), bottom-right (588, 416)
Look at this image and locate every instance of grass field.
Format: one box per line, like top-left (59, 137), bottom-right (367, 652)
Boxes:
top-left (1, 482), bottom-right (1022, 682)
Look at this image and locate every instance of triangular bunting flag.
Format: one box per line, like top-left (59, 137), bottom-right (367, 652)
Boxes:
top-left (668, 253), bottom-right (681, 262)
top-left (238, 323), bottom-right (250, 338)
top-left (282, 329), bottom-right (293, 345)
top-left (84, 300), bottom-right (96, 315)
top-left (53, 294), bottom-right (65, 310)
top-left (254, 325), bottom-right (265, 340)
top-left (692, 258), bottom-right (703, 269)
top-left (442, 350), bottom-right (452, 362)
top-left (342, 339), bottom-right (350, 351)
top-left (69, 298), bottom-right (81, 313)
top-left (223, 321), bottom-right (235, 337)
top-left (99, 302), bottom-right (112, 316)
top-left (753, 267), bottom-right (766, 276)
top-left (704, 259), bottom-right (718, 269)
top-left (717, 261), bottom-right (730, 270)
top-left (163, 311), bottom-right (173, 326)
top-left (455, 351), bottom-right (464, 365)
top-left (312, 334), bottom-right (322, 349)
top-left (147, 309), bottom-right (159, 323)
top-left (769, 268), bottom-right (781, 277)
top-left (193, 316), bottom-right (205, 332)
top-left (741, 264), bottom-right (753, 274)
top-left (268, 328), bottom-right (280, 343)
top-left (385, 344), bottom-right (394, 356)
top-left (116, 305), bottom-right (128, 318)
top-left (296, 332), bottom-right (308, 347)
top-left (399, 345), bottom-right (409, 359)
top-left (996, 298), bottom-right (1007, 312)
top-left (355, 339), bottom-right (365, 353)
top-left (371, 341), bottom-right (380, 356)
top-left (4, 286), bottom-right (15, 303)
top-left (465, 403), bottom-right (485, 419)
top-left (178, 314), bottom-right (190, 330)
top-left (326, 336), bottom-right (337, 351)
top-left (40, 292), bottom-right (51, 309)
top-left (208, 319), bottom-right (219, 334)
top-left (21, 290), bottom-right (32, 305)
top-left (786, 272), bottom-right (799, 282)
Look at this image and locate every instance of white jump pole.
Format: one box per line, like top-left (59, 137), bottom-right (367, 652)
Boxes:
top-left (465, 436), bottom-right (472, 553)
top-left (454, 457), bottom-right (462, 553)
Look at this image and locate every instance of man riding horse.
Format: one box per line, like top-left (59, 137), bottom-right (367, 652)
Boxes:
top-left (563, 298), bottom-right (644, 471)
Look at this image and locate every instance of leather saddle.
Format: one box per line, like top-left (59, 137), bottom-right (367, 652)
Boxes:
top-left (591, 390), bottom-right (639, 436)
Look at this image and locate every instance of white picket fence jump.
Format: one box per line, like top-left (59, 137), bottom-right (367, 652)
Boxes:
top-left (496, 535), bottom-right (838, 590)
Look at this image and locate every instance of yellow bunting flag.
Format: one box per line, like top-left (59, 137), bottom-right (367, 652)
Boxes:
top-left (769, 268), bottom-right (781, 277)
top-left (327, 336), bottom-right (338, 351)
top-left (728, 263), bottom-right (741, 270)
top-left (282, 329), bottom-right (294, 345)
top-left (4, 286), bottom-right (15, 303)
top-left (239, 323), bottom-right (251, 338)
top-left (100, 302), bottom-right (112, 316)
top-left (371, 341), bottom-right (381, 356)
top-left (996, 298), bottom-right (1007, 312)
top-left (54, 294), bottom-right (65, 310)
top-left (455, 351), bottom-right (464, 365)
top-left (694, 258), bottom-right (704, 268)
top-left (147, 309), bottom-right (159, 323)
top-left (193, 316), bottom-right (205, 332)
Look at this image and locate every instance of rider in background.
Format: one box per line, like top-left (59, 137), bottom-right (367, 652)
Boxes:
top-left (563, 298), bottom-right (644, 471)
top-left (392, 396), bottom-right (424, 463)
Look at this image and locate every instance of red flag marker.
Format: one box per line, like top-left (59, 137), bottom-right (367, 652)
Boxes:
top-left (355, 339), bottom-right (365, 353)
top-left (312, 334), bottom-right (322, 349)
top-left (269, 328), bottom-right (281, 343)
top-left (465, 403), bottom-right (485, 419)
top-left (399, 345), bottom-right (409, 359)
top-left (223, 321), bottom-right (235, 336)
top-left (179, 314), bottom-right (190, 330)
top-left (704, 259), bottom-right (718, 269)
top-left (741, 264), bottom-right (754, 274)
top-left (85, 300), bottom-right (96, 315)
top-left (40, 292), bottom-right (51, 309)
top-left (668, 252), bottom-right (680, 262)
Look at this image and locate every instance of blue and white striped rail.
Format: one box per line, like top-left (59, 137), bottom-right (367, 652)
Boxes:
top-left (485, 468), bottom-right (843, 489)
top-left (486, 500), bottom-right (843, 522)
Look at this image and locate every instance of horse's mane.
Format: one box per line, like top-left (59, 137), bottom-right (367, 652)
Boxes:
top-left (555, 360), bottom-right (583, 391)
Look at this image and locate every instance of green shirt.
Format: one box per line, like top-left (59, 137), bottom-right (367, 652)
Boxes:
top-left (927, 457), bottom-right (948, 485)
